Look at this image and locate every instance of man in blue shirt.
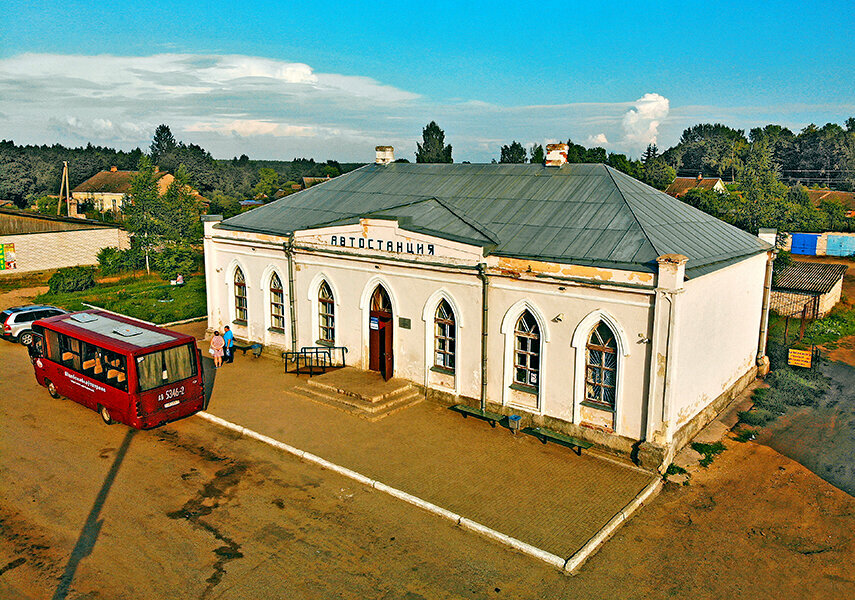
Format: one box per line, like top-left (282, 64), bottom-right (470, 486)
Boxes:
top-left (223, 325), bottom-right (235, 364)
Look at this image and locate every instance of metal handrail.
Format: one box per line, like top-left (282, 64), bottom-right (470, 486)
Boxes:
top-left (283, 345), bottom-right (347, 376)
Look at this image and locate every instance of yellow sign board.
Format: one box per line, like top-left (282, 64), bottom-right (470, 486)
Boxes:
top-left (788, 348), bottom-right (812, 368)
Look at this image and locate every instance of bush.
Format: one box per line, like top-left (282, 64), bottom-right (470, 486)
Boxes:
top-left (153, 245), bottom-right (202, 281)
top-left (48, 266), bottom-right (96, 294)
top-left (97, 246), bottom-right (143, 275)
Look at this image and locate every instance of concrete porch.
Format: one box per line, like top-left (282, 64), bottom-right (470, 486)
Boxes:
top-left (289, 366), bottom-right (423, 421)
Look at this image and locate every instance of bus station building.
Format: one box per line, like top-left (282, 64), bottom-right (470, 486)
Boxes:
top-left (202, 145), bottom-right (773, 468)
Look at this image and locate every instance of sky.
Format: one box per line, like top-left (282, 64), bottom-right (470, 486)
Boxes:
top-left (0, 0), bottom-right (853, 163)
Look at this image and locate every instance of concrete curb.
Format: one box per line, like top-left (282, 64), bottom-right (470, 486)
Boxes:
top-left (563, 476), bottom-right (662, 573)
top-left (80, 303), bottom-right (206, 328)
top-left (196, 411), bottom-right (568, 570)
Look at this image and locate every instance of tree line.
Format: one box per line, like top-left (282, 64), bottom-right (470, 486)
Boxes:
top-left (0, 125), bottom-right (361, 210)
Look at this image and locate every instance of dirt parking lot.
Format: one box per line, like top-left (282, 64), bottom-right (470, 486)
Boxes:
top-left (1, 285), bottom-right (853, 599)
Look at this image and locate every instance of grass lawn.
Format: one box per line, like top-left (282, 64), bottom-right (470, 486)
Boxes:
top-left (36, 274), bottom-right (207, 325)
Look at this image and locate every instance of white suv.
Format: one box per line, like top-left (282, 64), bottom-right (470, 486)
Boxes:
top-left (1, 305), bottom-right (67, 345)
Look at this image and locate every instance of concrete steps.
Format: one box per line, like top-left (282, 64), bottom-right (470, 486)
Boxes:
top-left (290, 379), bottom-right (423, 422)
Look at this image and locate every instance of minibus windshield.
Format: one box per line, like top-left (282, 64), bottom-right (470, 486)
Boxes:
top-left (136, 344), bottom-right (197, 392)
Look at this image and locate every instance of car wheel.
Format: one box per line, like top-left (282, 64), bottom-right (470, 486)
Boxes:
top-left (99, 405), bottom-right (113, 425)
top-left (46, 380), bottom-right (60, 399)
top-left (17, 330), bottom-right (33, 346)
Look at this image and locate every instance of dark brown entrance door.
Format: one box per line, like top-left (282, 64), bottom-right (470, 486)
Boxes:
top-left (368, 286), bottom-right (393, 380)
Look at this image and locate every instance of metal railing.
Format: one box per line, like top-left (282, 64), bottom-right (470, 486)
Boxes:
top-left (283, 346), bottom-right (347, 376)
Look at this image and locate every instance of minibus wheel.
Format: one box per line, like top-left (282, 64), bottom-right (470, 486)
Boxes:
top-left (99, 405), bottom-right (113, 425)
top-left (46, 380), bottom-right (60, 399)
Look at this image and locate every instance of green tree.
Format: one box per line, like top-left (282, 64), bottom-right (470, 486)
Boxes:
top-left (252, 167), bottom-right (280, 199)
top-left (123, 156), bottom-right (163, 273)
top-left (150, 124), bottom-right (177, 165)
top-left (415, 121), bottom-right (453, 163)
top-left (641, 144), bottom-right (676, 190)
top-left (499, 141), bottom-right (527, 163)
top-left (160, 164), bottom-right (202, 243)
top-left (208, 192), bottom-right (242, 219)
top-left (529, 144), bottom-right (544, 164)
top-left (736, 141), bottom-right (786, 233)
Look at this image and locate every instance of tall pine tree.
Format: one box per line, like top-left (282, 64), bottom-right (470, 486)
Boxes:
top-left (415, 121), bottom-right (453, 163)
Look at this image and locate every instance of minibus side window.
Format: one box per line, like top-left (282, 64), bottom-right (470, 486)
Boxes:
top-left (59, 334), bottom-right (82, 372)
top-left (103, 350), bottom-right (127, 392)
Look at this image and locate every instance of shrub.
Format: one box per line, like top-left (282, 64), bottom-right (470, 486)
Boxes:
top-left (153, 246), bottom-right (201, 281)
top-left (97, 246), bottom-right (143, 275)
top-left (48, 266), bottom-right (96, 294)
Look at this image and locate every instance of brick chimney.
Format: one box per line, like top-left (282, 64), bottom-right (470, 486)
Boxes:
top-left (110, 165), bottom-right (118, 172)
top-left (375, 146), bottom-right (394, 165)
top-left (545, 143), bottom-right (568, 166)
top-left (697, 173), bottom-right (703, 180)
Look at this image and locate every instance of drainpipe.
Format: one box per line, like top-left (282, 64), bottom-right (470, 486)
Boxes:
top-left (478, 263), bottom-right (489, 412)
top-left (284, 235), bottom-right (298, 352)
top-left (757, 249), bottom-right (776, 368)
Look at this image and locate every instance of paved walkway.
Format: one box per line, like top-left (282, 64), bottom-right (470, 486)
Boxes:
top-left (183, 324), bottom-right (654, 559)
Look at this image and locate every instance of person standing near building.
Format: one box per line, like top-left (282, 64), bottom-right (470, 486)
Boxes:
top-left (210, 331), bottom-right (225, 368)
top-left (223, 325), bottom-right (234, 364)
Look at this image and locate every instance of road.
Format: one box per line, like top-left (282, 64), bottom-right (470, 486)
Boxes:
top-left (1, 291), bottom-right (854, 598)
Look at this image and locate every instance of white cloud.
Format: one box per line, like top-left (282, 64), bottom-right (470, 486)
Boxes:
top-left (586, 133), bottom-right (609, 146)
top-left (1, 52), bottom-right (846, 162)
top-left (621, 93), bottom-right (670, 150)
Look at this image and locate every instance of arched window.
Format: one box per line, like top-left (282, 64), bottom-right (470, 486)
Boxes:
top-left (269, 272), bottom-right (285, 331)
top-left (318, 281), bottom-right (335, 344)
top-left (434, 299), bottom-right (455, 371)
top-left (514, 311), bottom-right (540, 389)
top-left (234, 267), bottom-right (247, 323)
top-left (585, 322), bottom-right (617, 409)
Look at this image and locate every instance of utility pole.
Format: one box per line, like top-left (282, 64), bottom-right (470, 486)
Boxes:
top-left (57, 161), bottom-right (72, 216)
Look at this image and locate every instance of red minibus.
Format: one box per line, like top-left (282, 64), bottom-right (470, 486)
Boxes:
top-left (27, 309), bottom-right (204, 428)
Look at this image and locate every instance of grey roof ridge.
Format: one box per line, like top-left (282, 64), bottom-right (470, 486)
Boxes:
top-left (428, 196), bottom-right (500, 244)
top-left (602, 164), bottom-right (661, 256)
top-left (299, 195), bottom-right (499, 246)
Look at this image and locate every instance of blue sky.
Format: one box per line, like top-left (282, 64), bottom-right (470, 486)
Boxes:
top-left (1, 0), bottom-right (853, 162)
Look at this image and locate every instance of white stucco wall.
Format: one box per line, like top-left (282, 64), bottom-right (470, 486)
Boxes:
top-left (203, 220), bottom-right (663, 441)
top-left (0, 227), bottom-right (129, 273)
top-left (670, 252), bottom-right (767, 428)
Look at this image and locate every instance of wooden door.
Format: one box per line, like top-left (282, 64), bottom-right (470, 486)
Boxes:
top-left (369, 286), bottom-right (393, 376)
top-left (381, 319), bottom-right (394, 381)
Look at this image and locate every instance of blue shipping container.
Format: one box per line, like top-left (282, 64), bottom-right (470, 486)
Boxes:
top-left (826, 235), bottom-right (855, 257)
top-left (790, 233), bottom-right (820, 255)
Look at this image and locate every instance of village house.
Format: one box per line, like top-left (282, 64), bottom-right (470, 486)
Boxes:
top-left (71, 166), bottom-right (207, 218)
top-left (71, 166), bottom-right (173, 217)
top-left (665, 174), bottom-right (727, 198)
top-left (202, 144), bottom-right (773, 468)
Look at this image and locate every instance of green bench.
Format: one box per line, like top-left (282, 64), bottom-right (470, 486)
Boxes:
top-left (526, 427), bottom-right (593, 455)
top-left (451, 404), bottom-right (504, 428)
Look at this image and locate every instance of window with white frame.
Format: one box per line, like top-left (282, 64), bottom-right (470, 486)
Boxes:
top-left (234, 267), bottom-right (247, 323)
top-left (270, 272), bottom-right (285, 331)
top-left (434, 299), bottom-right (455, 371)
top-left (318, 281), bottom-right (335, 344)
top-left (585, 322), bottom-right (617, 409)
top-left (513, 311), bottom-right (540, 389)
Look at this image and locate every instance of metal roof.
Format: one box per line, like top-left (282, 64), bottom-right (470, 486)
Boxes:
top-left (219, 162), bottom-right (770, 277)
top-left (773, 261), bottom-right (848, 294)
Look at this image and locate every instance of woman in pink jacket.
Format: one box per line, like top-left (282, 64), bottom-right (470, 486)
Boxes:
top-left (210, 331), bottom-right (225, 368)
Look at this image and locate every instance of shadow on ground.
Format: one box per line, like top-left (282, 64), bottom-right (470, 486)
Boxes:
top-left (758, 360), bottom-right (855, 496)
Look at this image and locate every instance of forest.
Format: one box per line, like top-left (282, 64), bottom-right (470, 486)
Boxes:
top-left (1, 118), bottom-right (854, 236)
